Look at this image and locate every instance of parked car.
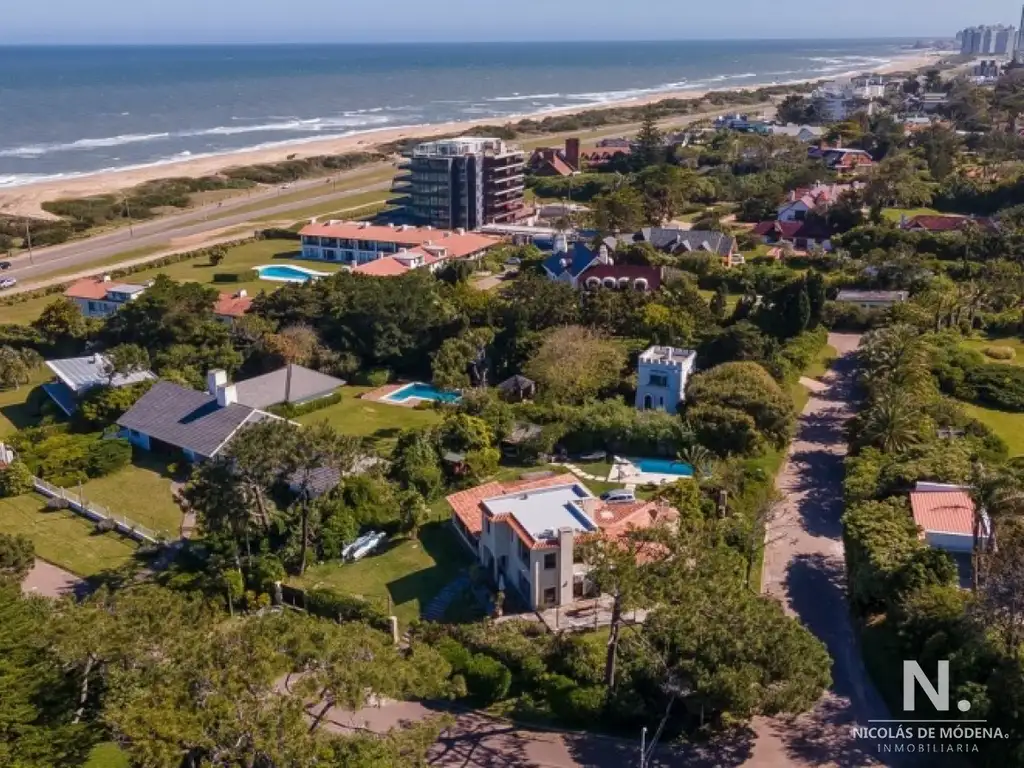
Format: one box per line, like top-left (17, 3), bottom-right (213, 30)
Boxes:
top-left (600, 489), bottom-right (636, 504)
top-left (0, 261), bottom-right (11, 270)
top-left (0, 277), bottom-right (16, 290)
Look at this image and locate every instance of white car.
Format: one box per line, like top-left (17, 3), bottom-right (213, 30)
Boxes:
top-left (0, 277), bottom-right (16, 290)
top-left (600, 489), bottom-right (636, 504)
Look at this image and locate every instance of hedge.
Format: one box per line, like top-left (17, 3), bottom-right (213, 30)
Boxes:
top-left (267, 391), bottom-right (343, 418)
top-left (302, 587), bottom-right (391, 632)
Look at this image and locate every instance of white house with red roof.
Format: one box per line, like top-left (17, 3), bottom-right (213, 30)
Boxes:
top-left (899, 214), bottom-right (996, 233)
top-left (777, 182), bottom-right (861, 223)
top-left (910, 482), bottom-right (990, 554)
top-left (447, 474), bottom-right (678, 610)
top-left (64, 276), bottom-right (147, 318)
top-left (212, 290), bottom-right (253, 324)
top-left (297, 220), bottom-right (500, 273)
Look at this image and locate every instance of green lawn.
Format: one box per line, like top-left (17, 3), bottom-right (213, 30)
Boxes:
top-left (294, 521), bottom-right (472, 628)
top-left (0, 370), bottom-right (53, 437)
top-left (880, 206), bottom-right (942, 222)
top-left (77, 455), bottom-right (184, 539)
top-left (253, 190), bottom-right (392, 224)
top-left (0, 494), bottom-right (138, 577)
top-left (84, 742), bottom-right (130, 768)
top-left (962, 336), bottom-right (1024, 366)
top-left (964, 403), bottom-right (1024, 459)
top-left (296, 386), bottom-right (444, 455)
top-left (804, 344), bottom-right (838, 380)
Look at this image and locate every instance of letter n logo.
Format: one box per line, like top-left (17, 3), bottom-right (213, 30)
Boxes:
top-left (903, 660), bottom-right (949, 712)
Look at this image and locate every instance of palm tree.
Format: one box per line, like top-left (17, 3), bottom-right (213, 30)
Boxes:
top-left (858, 388), bottom-right (926, 454)
top-left (970, 464), bottom-right (1024, 590)
top-left (678, 445), bottom-right (715, 479)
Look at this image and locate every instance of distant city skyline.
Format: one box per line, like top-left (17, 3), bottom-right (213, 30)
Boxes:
top-left (1, 0), bottom-right (1023, 44)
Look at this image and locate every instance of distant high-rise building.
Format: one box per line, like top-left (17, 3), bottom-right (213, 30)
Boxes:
top-left (959, 24), bottom-right (1017, 55)
top-left (1017, 5), bottom-right (1024, 61)
top-left (395, 138), bottom-right (525, 230)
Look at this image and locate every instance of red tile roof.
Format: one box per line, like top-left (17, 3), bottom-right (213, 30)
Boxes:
top-left (753, 220), bottom-right (832, 240)
top-left (64, 278), bottom-right (112, 301)
top-left (580, 264), bottom-right (662, 291)
top-left (298, 221), bottom-right (501, 259)
top-left (902, 215), bottom-right (994, 233)
top-left (353, 257), bottom-right (412, 277)
top-left (213, 292), bottom-right (253, 318)
top-left (910, 491), bottom-right (975, 536)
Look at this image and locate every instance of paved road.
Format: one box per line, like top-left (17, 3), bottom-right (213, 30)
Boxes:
top-left (755, 332), bottom-right (900, 767)
top-left (2, 165), bottom-right (393, 288)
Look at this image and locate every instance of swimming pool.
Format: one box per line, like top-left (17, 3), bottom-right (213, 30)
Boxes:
top-left (253, 264), bottom-right (329, 283)
top-left (633, 458), bottom-right (694, 477)
top-left (384, 382), bottom-right (462, 404)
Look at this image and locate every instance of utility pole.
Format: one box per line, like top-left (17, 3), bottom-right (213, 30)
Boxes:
top-left (639, 727), bottom-right (647, 768)
top-left (123, 196), bottom-right (135, 238)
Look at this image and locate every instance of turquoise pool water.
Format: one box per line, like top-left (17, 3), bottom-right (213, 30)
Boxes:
top-left (254, 264), bottom-right (327, 283)
top-left (385, 382), bottom-right (462, 404)
top-left (634, 458), bottom-right (694, 476)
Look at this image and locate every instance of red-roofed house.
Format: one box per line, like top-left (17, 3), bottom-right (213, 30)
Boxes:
top-left (298, 221), bottom-right (501, 272)
top-left (910, 482), bottom-right (989, 554)
top-left (64, 276), bottom-right (148, 318)
top-left (777, 182), bottom-right (861, 222)
top-left (528, 139), bottom-right (580, 177)
top-left (753, 220), bottom-right (834, 251)
top-left (899, 215), bottom-right (995, 233)
top-left (213, 290), bottom-right (253, 324)
top-left (579, 146), bottom-right (631, 169)
top-left (447, 475), bottom-right (678, 609)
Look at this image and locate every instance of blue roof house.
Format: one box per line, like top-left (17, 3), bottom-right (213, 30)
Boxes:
top-left (542, 237), bottom-right (614, 288)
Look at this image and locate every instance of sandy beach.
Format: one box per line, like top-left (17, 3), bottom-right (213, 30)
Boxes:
top-left (0, 52), bottom-right (941, 218)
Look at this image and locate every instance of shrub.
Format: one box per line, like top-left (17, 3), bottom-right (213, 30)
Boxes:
top-left (983, 345), bottom-right (1016, 361)
top-left (0, 460), bottom-right (34, 497)
top-left (463, 653), bottom-right (512, 704)
top-left (85, 438), bottom-right (132, 478)
top-left (45, 496), bottom-right (70, 510)
top-left (95, 517), bottom-right (117, 533)
top-left (361, 369), bottom-right (391, 387)
top-left (303, 587), bottom-right (390, 631)
top-left (267, 391), bottom-right (342, 418)
top-left (965, 364), bottom-right (1024, 412)
top-left (212, 272), bottom-right (242, 283)
top-left (544, 676), bottom-right (607, 727)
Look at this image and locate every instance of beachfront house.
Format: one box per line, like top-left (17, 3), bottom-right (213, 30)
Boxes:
top-left (835, 290), bottom-right (909, 309)
top-left (117, 364), bottom-right (344, 461)
top-left (603, 227), bottom-right (738, 268)
top-left (297, 221), bottom-right (500, 274)
top-left (634, 345), bottom-right (697, 415)
top-left (768, 124), bottom-right (824, 142)
top-left (910, 482), bottom-right (989, 554)
top-left (42, 354), bottom-right (155, 415)
top-left (64, 276), bottom-right (147, 319)
top-left (446, 474), bottom-right (678, 610)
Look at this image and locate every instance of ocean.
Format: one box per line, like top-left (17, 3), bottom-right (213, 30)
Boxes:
top-left (0, 39), bottom-right (919, 186)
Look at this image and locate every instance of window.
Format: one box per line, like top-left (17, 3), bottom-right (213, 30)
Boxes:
top-left (543, 553), bottom-right (557, 570)
top-left (794, 209), bottom-right (807, 221)
top-left (518, 538), bottom-right (530, 563)
top-left (648, 373), bottom-right (669, 388)
top-left (543, 587), bottom-right (557, 606)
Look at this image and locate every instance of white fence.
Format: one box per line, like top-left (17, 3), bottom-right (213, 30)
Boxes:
top-left (32, 477), bottom-right (164, 545)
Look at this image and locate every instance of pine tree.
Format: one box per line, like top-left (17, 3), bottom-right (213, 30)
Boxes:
top-left (633, 108), bottom-right (665, 169)
top-left (710, 285), bottom-right (729, 320)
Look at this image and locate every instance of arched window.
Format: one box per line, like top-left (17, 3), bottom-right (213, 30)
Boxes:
top-left (634, 278), bottom-right (648, 291)
top-left (643, 394), bottom-right (653, 410)
top-left (602, 277), bottom-right (617, 289)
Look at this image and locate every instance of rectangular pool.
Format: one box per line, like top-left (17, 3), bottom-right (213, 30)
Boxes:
top-left (384, 381), bottom-right (462, 404)
top-left (633, 458), bottom-right (694, 477)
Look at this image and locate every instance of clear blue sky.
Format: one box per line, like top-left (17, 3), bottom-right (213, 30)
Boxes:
top-left (1, 0), bottom-right (1020, 44)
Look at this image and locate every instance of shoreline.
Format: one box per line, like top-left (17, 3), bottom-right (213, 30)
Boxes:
top-left (0, 51), bottom-right (941, 218)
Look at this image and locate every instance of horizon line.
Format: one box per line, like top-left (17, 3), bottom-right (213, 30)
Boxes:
top-left (0, 35), bottom-right (947, 47)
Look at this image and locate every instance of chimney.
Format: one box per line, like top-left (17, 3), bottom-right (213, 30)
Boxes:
top-left (101, 274), bottom-right (112, 283)
top-left (216, 384), bottom-right (237, 408)
top-left (564, 138), bottom-right (580, 170)
top-left (206, 369), bottom-right (228, 396)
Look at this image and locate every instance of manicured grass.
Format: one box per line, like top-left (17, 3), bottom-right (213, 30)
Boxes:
top-left (880, 206), bottom-right (942, 222)
top-left (0, 369), bottom-right (52, 437)
top-left (804, 344), bottom-right (838, 380)
top-left (254, 190), bottom-right (391, 223)
top-left (84, 742), bottom-right (130, 768)
top-left (296, 386), bottom-right (444, 455)
top-left (78, 455), bottom-right (184, 538)
top-left (0, 294), bottom-right (68, 326)
top-left (294, 521), bottom-right (472, 628)
top-left (963, 403), bottom-right (1024, 459)
top-left (0, 494), bottom-right (138, 577)
top-left (962, 336), bottom-right (1024, 366)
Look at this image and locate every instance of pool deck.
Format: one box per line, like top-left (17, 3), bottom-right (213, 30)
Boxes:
top-left (361, 383), bottom-right (415, 407)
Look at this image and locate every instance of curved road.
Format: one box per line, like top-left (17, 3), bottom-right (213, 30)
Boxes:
top-left (2, 165), bottom-right (393, 288)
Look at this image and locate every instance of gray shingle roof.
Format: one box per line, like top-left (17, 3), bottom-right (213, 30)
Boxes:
top-left (233, 364), bottom-right (345, 410)
top-left (604, 228), bottom-right (736, 257)
top-left (46, 355), bottom-right (155, 394)
top-left (117, 381), bottom-right (274, 458)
